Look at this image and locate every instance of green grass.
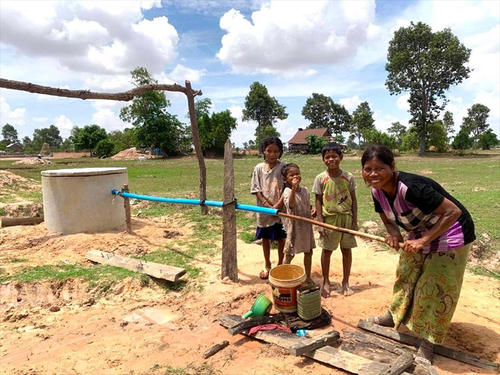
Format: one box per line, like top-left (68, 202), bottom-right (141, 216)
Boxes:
top-left (164, 363), bottom-right (219, 375)
top-left (468, 266), bottom-right (500, 280)
top-left (1, 150), bottom-right (499, 264)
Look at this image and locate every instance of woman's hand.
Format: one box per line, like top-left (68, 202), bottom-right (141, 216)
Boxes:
top-left (385, 234), bottom-right (403, 249)
top-left (401, 238), bottom-right (426, 253)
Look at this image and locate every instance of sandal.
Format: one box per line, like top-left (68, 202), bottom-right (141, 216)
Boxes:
top-left (259, 268), bottom-right (271, 280)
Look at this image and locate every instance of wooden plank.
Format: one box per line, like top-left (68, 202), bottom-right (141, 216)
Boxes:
top-left (220, 314), bottom-right (410, 375)
top-left (0, 216), bottom-right (44, 227)
top-left (86, 250), bottom-right (186, 282)
top-left (221, 139), bottom-right (238, 282)
top-left (290, 330), bottom-right (340, 356)
top-left (377, 353), bottom-right (413, 375)
top-left (343, 330), bottom-right (414, 356)
top-left (358, 319), bottom-right (499, 370)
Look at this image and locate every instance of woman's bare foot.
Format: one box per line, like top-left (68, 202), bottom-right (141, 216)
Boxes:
top-left (342, 282), bottom-right (354, 296)
top-left (321, 281), bottom-right (331, 298)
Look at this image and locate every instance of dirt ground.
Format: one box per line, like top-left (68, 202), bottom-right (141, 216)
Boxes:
top-left (0, 214), bottom-right (499, 375)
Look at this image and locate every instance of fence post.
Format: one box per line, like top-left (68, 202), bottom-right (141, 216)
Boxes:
top-left (122, 184), bottom-right (132, 233)
top-left (222, 139), bottom-right (238, 281)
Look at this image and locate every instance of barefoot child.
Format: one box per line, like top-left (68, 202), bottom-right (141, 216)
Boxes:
top-left (312, 142), bottom-right (358, 297)
top-left (281, 163), bottom-right (315, 284)
top-left (250, 137), bottom-right (287, 279)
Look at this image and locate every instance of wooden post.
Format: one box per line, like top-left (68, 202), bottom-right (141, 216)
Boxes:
top-left (221, 139), bottom-right (238, 281)
top-left (122, 184), bottom-right (132, 233)
top-left (185, 80), bottom-right (208, 215)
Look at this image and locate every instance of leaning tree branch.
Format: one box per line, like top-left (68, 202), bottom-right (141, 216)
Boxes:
top-left (0, 78), bottom-right (202, 101)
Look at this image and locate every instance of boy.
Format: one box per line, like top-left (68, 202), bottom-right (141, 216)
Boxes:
top-left (312, 142), bottom-right (358, 297)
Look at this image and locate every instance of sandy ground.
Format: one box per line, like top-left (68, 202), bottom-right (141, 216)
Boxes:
top-left (0, 216), bottom-right (499, 375)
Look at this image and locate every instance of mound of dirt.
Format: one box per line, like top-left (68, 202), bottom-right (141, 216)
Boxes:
top-left (0, 170), bottom-right (36, 188)
top-left (111, 147), bottom-right (149, 160)
top-left (13, 157), bottom-right (51, 165)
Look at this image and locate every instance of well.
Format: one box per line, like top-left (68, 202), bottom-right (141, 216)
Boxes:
top-left (42, 167), bottom-right (128, 234)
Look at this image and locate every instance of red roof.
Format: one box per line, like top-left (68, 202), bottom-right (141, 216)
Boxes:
top-left (288, 128), bottom-right (329, 144)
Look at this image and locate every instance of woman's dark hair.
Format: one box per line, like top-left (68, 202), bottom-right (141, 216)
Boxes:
top-left (260, 136), bottom-right (283, 158)
top-left (361, 145), bottom-right (394, 167)
top-left (321, 142), bottom-right (343, 158)
top-left (281, 163), bottom-right (300, 178)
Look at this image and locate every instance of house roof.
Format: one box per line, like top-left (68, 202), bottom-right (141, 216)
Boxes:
top-left (288, 128), bottom-right (329, 144)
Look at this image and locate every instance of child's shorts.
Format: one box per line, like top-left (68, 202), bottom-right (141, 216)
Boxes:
top-left (317, 214), bottom-right (357, 251)
top-left (255, 223), bottom-right (287, 241)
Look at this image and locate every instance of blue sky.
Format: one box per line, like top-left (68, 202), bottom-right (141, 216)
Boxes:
top-left (0, 0), bottom-right (498, 147)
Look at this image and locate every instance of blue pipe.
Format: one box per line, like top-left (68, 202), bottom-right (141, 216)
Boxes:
top-left (111, 190), bottom-right (278, 216)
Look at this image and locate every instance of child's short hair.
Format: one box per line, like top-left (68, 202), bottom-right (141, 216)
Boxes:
top-left (281, 163), bottom-right (300, 178)
top-left (321, 142), bottom-right (343, 158)
top-left (260, 136), bottom-right (283, 158)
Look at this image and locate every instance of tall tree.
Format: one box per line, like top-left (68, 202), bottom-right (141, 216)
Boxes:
top-left (387, 121), bottom-right (407, 149)
top-left (1, 124), bottom-right (18, 145)
top-left (302, 93), bottom-right (335, 129)
top-left (351, 101), bottom-right (375, 146)
top-left (32, 125), bottom-right (62, 151)
top-left (386, 22), bottom-right (471, 155)
top-left (198, 110), bottom-right (237, 156)
top-left (194, 98), bottom-right (213, 119)
top-left (120, 67), bottom-right (190, 156)
top-left (330, 102), bottom-right (351, 138)
top-left (242, 82), bottom-right (287, 147)
top-left (461, 103), bottom-right (490, 145)
top-left (442, 111), bottom-right (455, 136)
top-left (73, 124), bottom-right (107, 154)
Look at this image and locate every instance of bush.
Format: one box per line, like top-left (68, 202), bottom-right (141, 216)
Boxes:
top-left (451, 129), bottom-right (473, 150)
top-left (478, 129), bottom-right (499, 150)
top-left (95, 138), bottom-right (115, 158)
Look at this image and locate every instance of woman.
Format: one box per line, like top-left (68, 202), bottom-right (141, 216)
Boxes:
top-left (361, 145), bottom-right (475, 366)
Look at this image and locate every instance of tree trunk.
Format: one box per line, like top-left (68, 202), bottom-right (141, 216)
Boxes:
top-left (185, 80), bottom-right (207, 215)
top-left (418, 134), bottom-right (426, 156)
top-left (222, 139), bottom-right (238, 281)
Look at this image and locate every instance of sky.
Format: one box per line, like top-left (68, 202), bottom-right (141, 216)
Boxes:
top-left (0, 0), bottom-right (499, 147)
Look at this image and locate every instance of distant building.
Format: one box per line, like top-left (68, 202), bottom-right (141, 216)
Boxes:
top-left (287, 128), bottom-right (331, 153)
top-left (6, 142), bottom-right (23, 154)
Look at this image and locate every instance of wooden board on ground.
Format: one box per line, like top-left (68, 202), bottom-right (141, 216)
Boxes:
top-left (0, 216), bottom-right (44, 227)
top-left (358, 319), bottom-right (499, 371)
top-left (86, 250), bottom-right (186, 282)
top-left (219, 314), bottom-right (411, 375)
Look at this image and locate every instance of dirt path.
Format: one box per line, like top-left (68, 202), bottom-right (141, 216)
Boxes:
top-left (0, 220), bottom-right (499, 375)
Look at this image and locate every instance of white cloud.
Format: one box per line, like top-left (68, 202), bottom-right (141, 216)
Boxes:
top-left (373, 111), bottom-right (408, 133)
top-left (217, 0), bottom-right (376, 73)
top-left (0, 2), bottom-right (176, 75)
top-left (54, 115), bottom-right (74, 138)
top-left (340, 96), bottom-right (362, 112)
top-left (396, 94), bottom-right (410, 111)
top-left (33, 117), bottom-right (49, 123)
top-left (167, 64), bottom-right (206, 84)
top-left (229, 105), bottom-right (254, 147)
top-left (0, 97), bottom-right (26, 127)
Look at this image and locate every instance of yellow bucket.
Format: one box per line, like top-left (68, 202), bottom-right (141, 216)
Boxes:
top-left (269, 264), bottom-right (306, 313)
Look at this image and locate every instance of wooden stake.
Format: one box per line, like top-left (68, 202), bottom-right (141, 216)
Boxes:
top-left (0, 216), bottom-right (44, 227)
top-left (221, 139), bottom-right (238, 282)
top-left (122, 184), bottom-right (132, 233)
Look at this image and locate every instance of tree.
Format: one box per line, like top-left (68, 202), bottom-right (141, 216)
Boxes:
top-left (194, 98), bottom-right (212, 119)
top-left (462, 104), bottom-right (490, 145)
top-left (2, 124), bottom-right (18, 145)
top-left (242, 82), bottom-right (287, 147)
top-left (120, 67), bottom-right (190, 156)
top-left (387, 121), bottom-right (407, 149)
top-left (32, 125), bottom-right (63, 151)
top-left (478, 129), bottom-right (499, 150)
top-left (108, 128), bottom-right (137, 154)
top-left (306, 134), bottom-right (328, 154)
top-left (363, 128), bottom-right (396, 149)
top-left (351, 101), bottom-right (375, 146)
top-left (95, 138), bottom-right (114, 157)
top-left (198, 110), bottom-right (237, 156)
top-left (330, 102), bottom-right (351, 137)
top-left (386, 22), bottom-right (471, 155)
top-left (22, 136), bottom-right (33, 152)
top-left (443, 111), bottom-right (455, 136)
top-left (302, 93), bottom-right (335, 129)
top-left (451, 129), bottom-right (473, 150)
top-left (73, 124), bottom-right (107, 154)
top-left (427, 120), bottom-right (448, 152)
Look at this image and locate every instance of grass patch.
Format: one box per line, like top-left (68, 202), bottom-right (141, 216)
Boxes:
top-left (164, 363), bottom-right (219, 375)
top-left (468, 266), bottom-right (500, 280)
top-left (6, 258), bottom-right (28, 263)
